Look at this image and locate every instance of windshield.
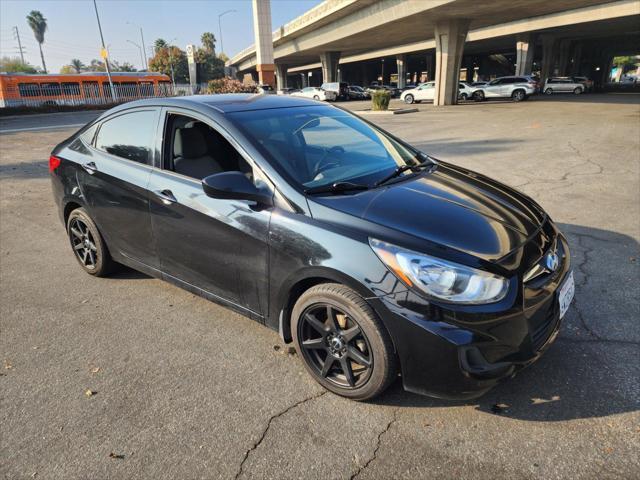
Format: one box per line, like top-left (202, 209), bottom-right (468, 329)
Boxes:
top-left (228, 105), bottom-right (422, 191)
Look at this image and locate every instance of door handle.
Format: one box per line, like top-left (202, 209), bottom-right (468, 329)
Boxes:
top-left (153, 189), bottom-right (177, 205)
top-left (82, 161), bottom-right (97, 174)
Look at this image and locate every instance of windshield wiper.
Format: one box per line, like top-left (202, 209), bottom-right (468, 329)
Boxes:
top-left (304, 181), bottom-right (369, 195)
top-left (374, 159), bottom-right (434, 187)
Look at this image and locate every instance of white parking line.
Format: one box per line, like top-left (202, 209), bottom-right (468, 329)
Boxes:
top-left (0, 123), bottom-right (85, 134)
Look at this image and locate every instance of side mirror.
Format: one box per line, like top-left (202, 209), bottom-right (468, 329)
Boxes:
top-left (202, 171), bottom-right (273, 206)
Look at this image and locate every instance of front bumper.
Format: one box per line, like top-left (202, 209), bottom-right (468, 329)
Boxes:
top-left (370, 235), bottom-right (571, 400)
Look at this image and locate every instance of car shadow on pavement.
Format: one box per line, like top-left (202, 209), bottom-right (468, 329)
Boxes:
top-left (372, 223), bottom-right (639, 422)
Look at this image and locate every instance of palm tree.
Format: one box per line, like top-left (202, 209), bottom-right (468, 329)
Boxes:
top-left (26, 10), bottom-right (48, 73)
top-left (154, 38), bottom-right (167, 53)
top-left (70, 58), bottom-right (85, 73)
top-left (201, 32), bottom-right (216, 54)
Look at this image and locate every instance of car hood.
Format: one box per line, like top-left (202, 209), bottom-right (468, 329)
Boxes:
top-left (309, 163), bottom-right (547, 263)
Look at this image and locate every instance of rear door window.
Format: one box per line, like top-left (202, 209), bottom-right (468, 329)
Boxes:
top-left (95, 110), bottom-right (159, 165)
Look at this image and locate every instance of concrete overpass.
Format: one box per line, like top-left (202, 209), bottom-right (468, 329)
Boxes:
top-left (227, 0), bottom-right (640, 104)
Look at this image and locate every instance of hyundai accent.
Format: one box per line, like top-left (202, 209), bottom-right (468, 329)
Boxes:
top-left (50, 95), bottom-right (574, 400)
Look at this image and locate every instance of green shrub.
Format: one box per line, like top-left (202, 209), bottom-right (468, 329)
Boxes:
top-left (371, 90), bottom-right (391, 111)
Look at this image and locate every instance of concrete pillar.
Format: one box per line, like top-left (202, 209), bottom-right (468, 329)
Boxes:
top-left (300, 73), bottom-right (307, 88)
top-left (275, 64), bottom-right (288, 90)
top-left (540, 35), bottom-right (558, 85)
top-left (515, 33), bottom-right (535, 76)
top-left (396, 54), bottom-right (407, 88)
top-left (320, 51), bottom-right (340, 83)
top-left (557, 39), bottom-right (571, 76)
top-left (434, 19), bottom-right (470, 106)
top-left (252, 0), bottom-right (275, 86)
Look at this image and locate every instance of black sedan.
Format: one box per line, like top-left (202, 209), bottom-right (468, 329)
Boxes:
top-left (50, 94), bottom-right (574, 400)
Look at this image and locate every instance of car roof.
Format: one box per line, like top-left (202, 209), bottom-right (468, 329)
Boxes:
top-left (102, 94), bottom-right (322, 114)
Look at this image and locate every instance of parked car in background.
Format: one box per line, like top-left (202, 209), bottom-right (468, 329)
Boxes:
top-left (401, 82), bottom-right (435, 103)
top-left (347, 85), bottom-right (370, 100)
top-left (367, 84), bottom-right (401, 98)
top-left (256, 84), bottom-right (276, 94)
top-left (543, 77), bottom-right (584, 95)
top-left (321, 82), bottom-right (349, 101)
top-left (291, 86), bottom-right (337, 101)
top-left (277, 87), bottom-right (299, 95)
top-left (471, 76), bottom-right (536, 102)
top-left (51, 94), bottom-right (573, 401)
top-left (458, 82), bottom-right (476, 100)
top-left (571, 76), bottom-right (593, 92)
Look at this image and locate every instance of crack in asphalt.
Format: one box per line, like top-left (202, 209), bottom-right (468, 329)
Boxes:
top-left (571, 233), bottom-right (602, 340)
top-left (349, 409), bottom-right (398, 480)
top-left (234, 390), bottom-right (327, 480)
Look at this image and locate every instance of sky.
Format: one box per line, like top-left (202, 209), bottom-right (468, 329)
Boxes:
top-left (0, 0), bottom-right (322, 72)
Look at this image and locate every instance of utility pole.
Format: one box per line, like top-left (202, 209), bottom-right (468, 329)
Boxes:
top-left (139, 27), bottom-right (148, 70)
top-left (12, 26), bottom-right (25, 64)
top-left (218, 9), bottom-right (236, 56)
top-left (92, 0), bottom-right (116, 100)
top-left (127, 40), bottom-right (145, 70)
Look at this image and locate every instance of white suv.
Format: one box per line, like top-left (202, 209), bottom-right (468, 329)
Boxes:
top-left (472, 76), bottom-right (536, 102)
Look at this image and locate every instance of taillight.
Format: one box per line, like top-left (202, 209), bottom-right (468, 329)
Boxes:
top-left (49, 155), bottom-right (61, 172)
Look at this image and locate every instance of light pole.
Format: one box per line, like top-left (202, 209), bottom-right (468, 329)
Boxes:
top-left (92, 0), bottom-right (116, 100)
top-left (218, 9), bottom-right (236, 55)
top-left (126, 21), bottom-right (148, 70)
top-left (127, 40), bottom-right (144, 70)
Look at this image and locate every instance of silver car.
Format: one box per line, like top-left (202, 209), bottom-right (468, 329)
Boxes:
top-left (543, 77), bottom-right (585, 95)
top-left (471, 76), bottom-right (536, 102)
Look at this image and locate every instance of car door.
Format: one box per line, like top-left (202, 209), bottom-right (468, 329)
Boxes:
top-left (483, 79), bottom-right (502, 97)
top-left (77, 108), bottom-right (160, 268)
top-left (417, 83), bottom-right (434, 100)
top-left (147, 108), bottom-right (272, 317)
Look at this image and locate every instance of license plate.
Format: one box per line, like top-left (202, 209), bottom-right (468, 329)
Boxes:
top-left (558, 270), bottom-right (575, 319)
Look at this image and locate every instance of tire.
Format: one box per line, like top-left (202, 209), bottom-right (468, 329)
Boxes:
top-left (292, 283), bottom-right (398, 401)
top-left (66, 207), bottom-right (114, 276)
top-left (511, 89), bottom-right (525, 102)
top-left (404, 94), bottom-right (414, 104)
top-left (460, 93), bottom-right (468, 101)
top-left (544, 88), bottom-right (553, 95)
top-left (573, 87), bottom-right (583, 95)
top-left (313, 95), bottom-right (320, 100)
top-left (473, 90), bottom-right (485, 102)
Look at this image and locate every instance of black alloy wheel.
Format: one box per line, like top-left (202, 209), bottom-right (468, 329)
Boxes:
top-left (66, 208), bottom-right (113, 276)
top-left (292, 283), bottom-right (398, 400)
top-left (298, 303), bottom-right (373, 389)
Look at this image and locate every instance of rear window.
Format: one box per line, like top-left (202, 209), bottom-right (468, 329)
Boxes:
top-left (95, 110), bottom-right (158, 164)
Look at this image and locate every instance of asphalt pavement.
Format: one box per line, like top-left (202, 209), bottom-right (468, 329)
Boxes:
top-left (1, 94), bottom-right (638, 479)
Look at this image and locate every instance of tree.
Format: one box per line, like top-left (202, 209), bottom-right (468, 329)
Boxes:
top-left (60, 65), bottom-right (75, 74)
top-left (88, 59), bottom-right (106, 72)
top-left (0, 56), bottom-right (38, 73)
top-left (201, 32), bottom-right (216, 55)
top-left (70, 58), bottom-right (85, 73)
top-left (218, 52), bottom-right (229, 63)
top-left (149, 46), bottom-right (188, 83)
top-left (117, 62), bottom-right (137, 72)
top-left (26, 10), bottom-right (48, 73)
top-left (154, 38), bottom-right (168, 53)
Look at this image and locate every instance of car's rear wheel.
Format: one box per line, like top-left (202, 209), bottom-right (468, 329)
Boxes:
top-left (404, 94), bottom-right (414, 104)
top-left (292, 283), bottom-right (398, 401)
top-left (511, 89), bottom-right (525, 102)
top-left (473, 90), bottom-right (485, 102)
top-left (313, 95), bottom-right (320, 100)
top-left (67, 208), bottom-right (113, 276)
top-left (573, 87), bottom-right (583, 95)
top-left (544, 88), bottom-right (553, 95)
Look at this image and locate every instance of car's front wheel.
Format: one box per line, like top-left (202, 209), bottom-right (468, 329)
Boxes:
top-left (292, 283), bottom-right (398, 401)
top-left (573, 87), bottom-right (583, 95)
top-left (67, 207), bottom-right (113, 276)
top-left (403, 94), bottom-right (414, 104)
top-left (544, 88), bottom-right (553, 95)
top-left (473, 90), bottom-right (485, 102)
top-left (460, 93), bottom-right (468, 101)
top-left (313, 95), bottom-right (320, 100)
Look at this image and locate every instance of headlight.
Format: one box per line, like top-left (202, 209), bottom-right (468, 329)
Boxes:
top-left (369, 239), bottom-right (509, 304)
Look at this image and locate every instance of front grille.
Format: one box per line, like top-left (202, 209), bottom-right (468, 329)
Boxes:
top-left (524, 239), bottom-right (566, 288)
